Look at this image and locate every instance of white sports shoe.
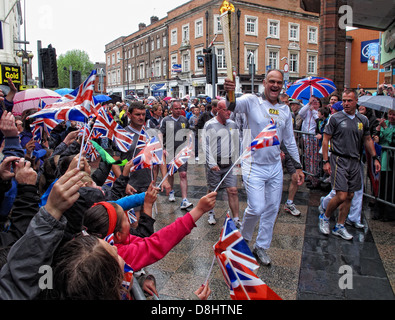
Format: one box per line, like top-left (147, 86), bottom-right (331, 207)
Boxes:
top-left (208, 212), bottom-right (216, 225)
top-left (168, 190), bottom-right (175, 202)
top-left (180, 199), bottom-right (193, 210)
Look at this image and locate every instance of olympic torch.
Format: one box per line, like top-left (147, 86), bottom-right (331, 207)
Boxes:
top-left (219, 0), bottom-right (236, 103)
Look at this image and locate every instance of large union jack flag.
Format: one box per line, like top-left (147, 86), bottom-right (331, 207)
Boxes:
top-left (93, 108), bottom-right (135, 152)
top-left (27, 71), bottom-right (98, 123)
top-left (166, 133), bottom-right (194, 175)
top-left (130, 136), bottom-right (163, 172)
top-left (63, 70), bottom-right (97, 117)
top-left (213, 213), bottom-right (282, 300)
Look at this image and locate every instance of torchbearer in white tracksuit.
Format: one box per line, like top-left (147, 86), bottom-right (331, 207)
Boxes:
top-left (224, 70), bottom-right (305, 265)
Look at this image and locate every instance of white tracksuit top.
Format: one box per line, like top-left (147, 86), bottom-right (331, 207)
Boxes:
top-left (233, 94), bottom-right (301, 166)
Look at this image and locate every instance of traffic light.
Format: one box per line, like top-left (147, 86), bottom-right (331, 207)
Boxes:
top-left (40, 45), bottom-right (59, 88)
top-left (204, 49), bottom-right (217, 85)
top-left (72, 70), bottom-right (81, 89)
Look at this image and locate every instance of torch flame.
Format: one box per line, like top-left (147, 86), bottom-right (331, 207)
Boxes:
top-left (220, 0), bottom-right (235, 14)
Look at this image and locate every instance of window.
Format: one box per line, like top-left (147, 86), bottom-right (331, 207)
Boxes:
top-left (112, 54), bottom-right (115, 65)
top-left (214, 15), bottom-right (222, 34)
top-left (171, 28), bottom-right (177, 45)
top-left (289, 23), bottom-right (299, 41)
top-left (195, 48), bottom-right (204, 72)
top-left (308, 26), bottom-right (318, 44)
top-left (268, 51), bottom-right (278, 70)
top-left (141, 42), bottom-right (144, 54)
top-left (107, 56), bottom-right (111, 66)
top-left (136, 45), bottom-right (139, 56)
top-left (182, 53), bottom-right (190, 72)
top-left (146, 41), bottom-right (149, 53)
top-left (245, 48), bottom-right (258, 71)
top-left (117, 70), bottom-right (120, 83)
top-left (163, 59), bottom-right (167, 77)
top-left (132, 47), bottom-right (135, 58)
top-left (132, 66), bottom-right (135, 81)
top-left (289, 53), bottom-right (299, 73)
top-left (151, 39), bottom-right (155, 51)
top-left (171, 54), bottom-right (178, 75)
top-left (117, 52), bottom-right (120, 63)
top-left (245, 16), bottom-right (258, 36)
top-left (163, 35), bottom-right (167, 47)
top-left (217, 47), bottom-right (227, 70)
top-left (157, 37), bottom-right (160, 49)
top-left (268, 20), bottom-right (280, 38)
top-left (107, 72), bottom-right (111, 85)
top-left (182, 24), bottom-right (189, 43)
top-left (139, 63), bottom-right (145, 79)
top-left (195, 18), bottom-right (203, 38)
top-left (307, 54), bottom-right (317, 74)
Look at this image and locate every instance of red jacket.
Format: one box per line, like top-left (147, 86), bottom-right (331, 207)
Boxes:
top-left (115, 212), bottom-right (195, 271)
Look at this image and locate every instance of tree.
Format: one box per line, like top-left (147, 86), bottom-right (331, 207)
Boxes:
top-left (57, 49), bottom-right (94, 88)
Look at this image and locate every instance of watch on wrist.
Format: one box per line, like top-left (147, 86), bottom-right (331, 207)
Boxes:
top-left (372, 155), bottom-right (380, 163)
top-left (323, 160), bottom-right (329, 165)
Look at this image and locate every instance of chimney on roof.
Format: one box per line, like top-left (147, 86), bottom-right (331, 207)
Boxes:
top-left (139, 23), bottom-right (146, 30)
top-left (150, 16), bottom-right (159, 24)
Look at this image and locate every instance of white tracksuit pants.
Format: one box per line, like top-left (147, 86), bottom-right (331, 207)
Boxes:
top-left (240, 161), bottom-right (283, 249)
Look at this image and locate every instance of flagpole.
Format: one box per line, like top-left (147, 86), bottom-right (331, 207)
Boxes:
top-left (204, 256), bottom-right (216, 286)
top-left (213, 148), bottom-right (249, 193)
top-left (158, 172), bottom-right (170, 189)
top-left (77, 123), bottom-right (88, 169)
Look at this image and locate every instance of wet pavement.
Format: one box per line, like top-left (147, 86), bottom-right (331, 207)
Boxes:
top-left (144, 161), bottom-right (395, 300)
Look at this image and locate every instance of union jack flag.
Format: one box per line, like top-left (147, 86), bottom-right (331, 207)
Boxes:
top-left (27, 71), bottom-right (98, 123)
top-left (213, 213), bottom-right (282, 300)
top-left (84, 140), bottom-right (100, 162)
top-left (104, 233), bottom-right (114, 245)
top-left (93, 108), bottom-right (135, 152)
top-left (30, 118), bottom-right (61, 142)
top-left (122, 263), bottom-right (134, 292)
top-left (130, 136), bottom-right (163, 172)
top-left (63, 70), bottom-right (97, 117)
top-left (166, 133), bottom-right (194, 176)
top-left (125, 208), bottom-right (137, 224)
top-left (245, 119), bottom-right (279, 157)
top-left (136, 126), bottom-right (148, 149)
top-left (104, 170), bottom-right (117, 187)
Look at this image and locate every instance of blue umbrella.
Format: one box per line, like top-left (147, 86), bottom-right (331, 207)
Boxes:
top-left (93, 94), bottom-right (112, 104)
top-left (55, 88), bottom-right (73, 96)
top-left (286, 77), bottom-right (337, 101)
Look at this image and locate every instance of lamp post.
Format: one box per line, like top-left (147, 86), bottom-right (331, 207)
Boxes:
top-left (265, 36), bottom-right (272, 74)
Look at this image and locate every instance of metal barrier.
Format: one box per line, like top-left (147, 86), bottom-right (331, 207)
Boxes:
top-left (293, 130), bottom-right (395, 209)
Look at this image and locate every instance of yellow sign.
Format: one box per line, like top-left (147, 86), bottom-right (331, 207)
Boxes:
top-left (0, 64), bottom-right (22, 86)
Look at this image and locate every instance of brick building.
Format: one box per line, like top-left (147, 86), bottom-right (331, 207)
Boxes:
top-left (167, 0), bottom-right (320, 97)
top-left (105, 0), bottom-right (320, 99)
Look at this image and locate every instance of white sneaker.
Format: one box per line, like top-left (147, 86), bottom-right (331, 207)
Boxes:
top-left (208, 212), bottom-right (216, 225)
top-left (332, 224), bottom-right (353, 240)
top-left (180, 199), bottom-right (193, 210)
top-left (284, 202), bottom-right (301, 216)
top-left (168, 190), bottom-right (175, 202)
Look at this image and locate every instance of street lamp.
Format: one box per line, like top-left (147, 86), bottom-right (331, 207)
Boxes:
top-left (16, 50), bottom-right (34, 85)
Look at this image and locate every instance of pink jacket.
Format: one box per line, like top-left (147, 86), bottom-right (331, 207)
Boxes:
top-left (115, 213), bottom-right (196, 271)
